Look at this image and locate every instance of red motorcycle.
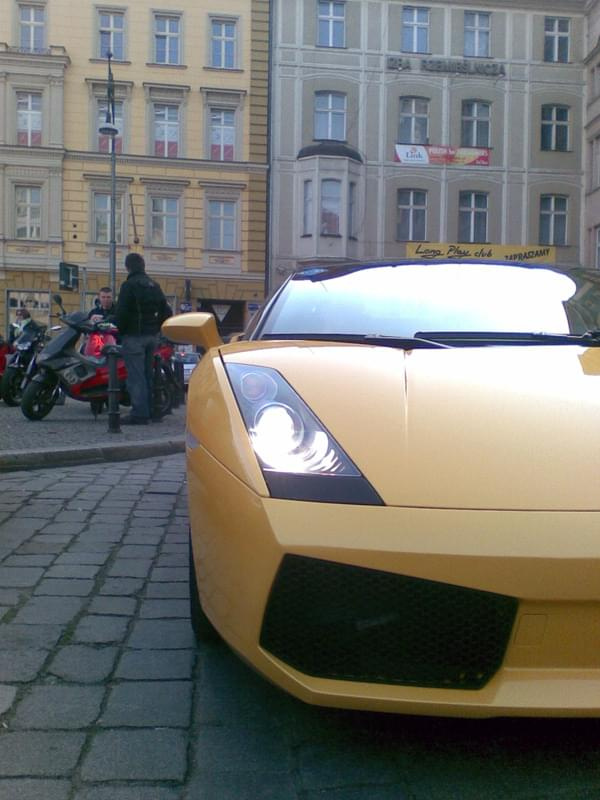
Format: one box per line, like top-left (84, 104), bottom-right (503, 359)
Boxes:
top-left (20, 294), bottom-right (173, 421)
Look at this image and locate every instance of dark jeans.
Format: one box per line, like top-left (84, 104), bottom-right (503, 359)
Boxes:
top-left (121, 334), bottom-right (157, 419)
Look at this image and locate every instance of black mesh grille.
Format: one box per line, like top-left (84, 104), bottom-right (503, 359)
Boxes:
top-left (260, 555), bottom-right (518, 690)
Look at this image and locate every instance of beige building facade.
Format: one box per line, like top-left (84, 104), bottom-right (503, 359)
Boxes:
top-left (269, 0), bottom-right (590, 288)
top-left (0, 0), bottom-right (268, 337)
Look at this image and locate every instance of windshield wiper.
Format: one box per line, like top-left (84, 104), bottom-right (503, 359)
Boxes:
top-left (415, 330), bottom-right (600, 346)
top-left (260, 332), bottom-right (449, 349)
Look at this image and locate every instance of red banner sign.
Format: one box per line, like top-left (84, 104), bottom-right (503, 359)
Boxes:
top-left (394, 144), bottom-right (490, 166)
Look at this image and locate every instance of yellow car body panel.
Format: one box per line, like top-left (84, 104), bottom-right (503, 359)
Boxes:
top-left (181, 337), bottom-right (600, 716)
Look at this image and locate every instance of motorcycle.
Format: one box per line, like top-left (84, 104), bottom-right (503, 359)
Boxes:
top-left (1, 322), bottom-right (48, 406)
top-left (20, 294), bottom-right (173, 421)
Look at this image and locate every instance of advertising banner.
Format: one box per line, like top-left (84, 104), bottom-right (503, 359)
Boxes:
top-left (394, 145), bottom-right (490, 166)
top-left (406, 242), bottom-right (557, 263)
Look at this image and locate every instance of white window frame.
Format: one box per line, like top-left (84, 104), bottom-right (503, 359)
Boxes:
top-left (153, 103), bottom-right (180, 157)
top-left (541, 104), bottom-right (569, 152)
top-left (458, 191), bottom-right (488, 243)
top-left (149, 195), bottom-right (180, 248)
top-left (314, 91), bottom-right (346, 141)
top-left (97, 97), bottom-right (124, 153)
top-left (15, 185), bottom-right (42, 240)
top-left (98, 9), bottom-right (125, 60)
top-left (539, 194), bottom-right (567, 246)
top-left (207, 199), bottom-right (237, 250)
top-left (397, 188), bottom-right (427, 241)
top-left (209, 108), bottom-right (236, 161)
top-left (303, 179), bottom-right (313, 236)
top-left (209, 16), bottom-right (237, 69)
top-left (16, 91), bottom-right (42, 146)
top-left (464, 11), bottom-right (490, 58)
top-left (402, 6), bottom-right (429, 54)
top-left (347, 181), bottom-right (357, 239)
top-left (317, 1), bottom-right (345, 48)
top-left (153, 13), bottom-right (181, 65)
top-left (18, 3), bottom-right (45, 52)
top-left (461, 100), bottom-right (490, 148)
top-left (320, 179), bottom-right (342, 235)
top-left (92, 191), bottom-right (124, 244)
top-left (399, 96), bottom-right (429, 144)
top-left (544, 17), bottom-right (569, 63)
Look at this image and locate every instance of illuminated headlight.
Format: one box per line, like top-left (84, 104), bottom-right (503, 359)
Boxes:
top-left (16, 343), bottom-right (30, 351)
top-left (225, 363), bottom-right (382, 505)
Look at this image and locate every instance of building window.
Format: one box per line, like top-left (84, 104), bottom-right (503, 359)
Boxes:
top-left (464, 11), bottom-right (490, 57)
top-left (461, 100), bottom-right (490, 148)
top-left (15, 186), bottom-right (42, 240)
top-left (208, 200), bottom-right (236, 250)
top-left (153, 104), bottom-right (179, 157)
top-left (303, 180), bottom-right (313, 235)
top-left (458, 191), bottom-right (488, 243)
top-left (317, 1), bottom-right (345, 48)
top-left (210, 108), bottom-right (235, 161)
top-left (97, 98), bottom-right (123, 153)
top-left (397, 189), bottom-right (426, 241)
top-left (16, 92), bottom-right (42, 146)
top-left (210, 18), bottom-right (236, 68)
top-left (539, 195), bottom-right (567, 245)
top-left (154, 14), bottom-right (180, 65)
top-left (541, 105), bottom-right (569, 151)
top-left (150, 196), bottom-right (179, 247)
top-left (314, 91), bottom-right (346, 141)
top-left (19, 4), bottom-right (45, 52)
top-left (99, 10), bottom-right (124, 60)
top-left (402, 7), bottom-right (429, 54)
top-left (596, 228), bottom-right (600, 268)
top-left (348, 181), bottom-right (357, 238)
top-left (320, 179), bottom-right (341, 235)
top-left (93, 192), bottom-right (123, 244)
top-left (544, 17), bottom-right (569, 63)
top-left (399, 97), bottom-right (429, 144)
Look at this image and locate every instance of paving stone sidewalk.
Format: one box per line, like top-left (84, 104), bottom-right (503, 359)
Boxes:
top-left (0, 398), bottom-right (185, 471)
top-left (0, 454), bottom-right (193, 799)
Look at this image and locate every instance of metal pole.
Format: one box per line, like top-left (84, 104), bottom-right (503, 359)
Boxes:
top-left (107, 52), bottom-right (117, 297)
top-left (106, 346), bottom-right (121, 433)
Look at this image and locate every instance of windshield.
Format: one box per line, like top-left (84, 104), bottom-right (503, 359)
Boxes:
top-left (255, 262), bottom-right (600, 340)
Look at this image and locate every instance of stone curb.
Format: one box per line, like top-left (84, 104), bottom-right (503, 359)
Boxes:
top-left (0, 437), bottom-right (185, 473)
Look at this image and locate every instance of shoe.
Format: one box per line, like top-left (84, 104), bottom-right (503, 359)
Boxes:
top-left (120, 414), bottom-right (149, 426)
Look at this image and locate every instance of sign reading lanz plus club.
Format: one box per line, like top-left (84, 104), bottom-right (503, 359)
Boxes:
top-left (387, 56), bottom-right (506, 77)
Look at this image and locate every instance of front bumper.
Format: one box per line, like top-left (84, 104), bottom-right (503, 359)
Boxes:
top-left (188, 443), bottom-right (600, 717)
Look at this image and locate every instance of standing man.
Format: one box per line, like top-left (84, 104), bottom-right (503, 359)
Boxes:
top-left (115, 253), bottom-right (171, 425)
top-left (87, 287), bottom-right (116, 323)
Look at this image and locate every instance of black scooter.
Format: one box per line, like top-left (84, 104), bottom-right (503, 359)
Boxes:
top-left (1, 323), bottom-right (48, 406)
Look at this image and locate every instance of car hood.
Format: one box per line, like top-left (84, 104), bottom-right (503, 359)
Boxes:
top-left (223, 342), bottom-right (600, 511)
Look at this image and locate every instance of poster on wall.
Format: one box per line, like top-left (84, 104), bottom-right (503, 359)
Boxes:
top-left (394, 145), bottom-right (490, 166)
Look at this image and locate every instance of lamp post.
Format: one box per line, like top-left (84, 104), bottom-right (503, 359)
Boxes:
top-left (98, 51), bottom-right (118, 296)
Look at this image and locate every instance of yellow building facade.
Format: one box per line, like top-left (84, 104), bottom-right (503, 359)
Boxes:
top-left (0, 0), bottom-right (268, 337)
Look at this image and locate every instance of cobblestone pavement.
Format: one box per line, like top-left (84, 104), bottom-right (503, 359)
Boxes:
top-left (2, 454), bottom-right (600, 800)
top-left (0, 398), bottom-right (185, 471)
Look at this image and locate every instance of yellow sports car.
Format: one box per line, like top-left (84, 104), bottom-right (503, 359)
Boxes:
top-left (163, 261), bottom-right (600, 717)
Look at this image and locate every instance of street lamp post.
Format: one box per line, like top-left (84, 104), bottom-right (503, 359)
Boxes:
top-left (98, 51), bottom-right (118, 296)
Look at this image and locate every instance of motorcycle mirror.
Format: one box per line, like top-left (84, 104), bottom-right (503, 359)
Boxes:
top-left (52, 294), bottom-right (66, 314)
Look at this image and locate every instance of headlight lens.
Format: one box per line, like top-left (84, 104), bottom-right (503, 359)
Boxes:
top-left (225, 362), bottom-right (382, 505)
top-left (16, 343), bottom-right (30, 351)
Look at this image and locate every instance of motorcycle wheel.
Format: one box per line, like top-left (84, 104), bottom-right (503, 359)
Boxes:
top-left (21, 377), bottom-right (58, 421)
top-left (1, 366), bottom-right (23, 406)
top-left (153, 367), bottom-right (173, 418)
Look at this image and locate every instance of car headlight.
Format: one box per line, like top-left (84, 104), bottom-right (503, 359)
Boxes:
top-left (225, 363), bottom-right (382, 505)
top-left (16, 343), bottom-right (30, 351)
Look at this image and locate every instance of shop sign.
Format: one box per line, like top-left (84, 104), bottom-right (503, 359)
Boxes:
top-left (406, 243), bottom-right (557, 263)
top-left (395, 144), bottom-right (489, 166)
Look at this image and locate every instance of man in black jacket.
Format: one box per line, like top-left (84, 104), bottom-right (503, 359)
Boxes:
top-left (115, 253), bottom-right (171, 425)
